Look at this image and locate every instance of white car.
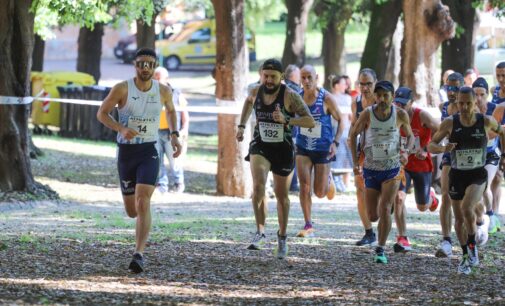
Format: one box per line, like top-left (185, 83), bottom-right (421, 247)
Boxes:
top-left (475, 35), bottom-right (505, 75)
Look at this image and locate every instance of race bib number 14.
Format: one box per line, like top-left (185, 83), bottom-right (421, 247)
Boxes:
top-left (259, 122), bottom-right (284, 143)
top-left (128, 116), bottom-right (157, 139)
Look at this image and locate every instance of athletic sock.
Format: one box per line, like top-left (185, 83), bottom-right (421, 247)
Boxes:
top-left (443, 236), bottom-right (452, 244)
top-left (467, 234), bottom-right (476, 246)
top-left (461, 244), bottom-right (468, 255)
top-left (365, 228), bottom-right (374, 236)
top-left (486, 210), bottom-right (494, 216)
top-left (375, 245), bottom-right (384, 254)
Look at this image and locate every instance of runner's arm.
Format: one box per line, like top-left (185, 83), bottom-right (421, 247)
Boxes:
top-left (285, 90), bottom-right (315, 128)
top-left (420, 109), bottom-right (440, 137)
top-left (398, 109), bottom-right (415, 152)
top-left (349, 109), bottom-right (369, 166)
top-left (97, 82), bottom-right (132, 134)
top-left (485, 115), bottom-right (505, 150)
top-left (325, 93), bottom-right (344, 143)
top-left (428, 118), bottom-right (454, 154)
top-left (236, 89), bottom-right (257, 142)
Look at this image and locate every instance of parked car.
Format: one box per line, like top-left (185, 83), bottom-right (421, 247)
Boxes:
top-left (475, 35), bottom-right (505, 75)
top-left (113, 35), bottom-right (136, 61)
top-left (155, 19), bottom-right (256, 70)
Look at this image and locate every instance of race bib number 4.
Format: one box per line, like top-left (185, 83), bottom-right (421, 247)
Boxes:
top-left (300, 122), bottom-right (322, 138)
top-left (128, 116), bottom-right (157, 139)
top-left (259, 122), bottom-right (284, 143)
top-left (371, 143), bottom-right (398, 161)
top-left (400, 136), bottom-right (421, 153)
top-left (455, 148), bottom-right (483, 169)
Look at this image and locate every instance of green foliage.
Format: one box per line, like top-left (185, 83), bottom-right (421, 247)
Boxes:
top-left (313, 0), bottom-right (361, 32)
top-left (245, 0), bottom-right (286, 30)
top-left (473, 0), bottom-right (505, 18)
top-left (31, 0), bottom-right (157, 37)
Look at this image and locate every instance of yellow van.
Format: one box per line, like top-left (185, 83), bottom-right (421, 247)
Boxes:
top-left (156, 19), bottom-right (256, 70)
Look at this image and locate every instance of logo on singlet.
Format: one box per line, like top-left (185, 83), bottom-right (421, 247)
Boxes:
top-left (132, 96), bottom-right (139, 100)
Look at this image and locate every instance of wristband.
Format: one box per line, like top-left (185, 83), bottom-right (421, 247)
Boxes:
top-left (171, 131), bottom-right (180, 138)
top-left (238, 124), bottom-right (246, 129)
top-left (333, 140), bottom-right (340, 147)
top-left (285, 117), bottom-right (291, 125)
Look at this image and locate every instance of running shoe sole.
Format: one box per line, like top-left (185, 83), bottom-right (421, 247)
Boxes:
top-left (128, 260), bottom-right (144, 274)
top-left (393, 243), bottom-right (411, 253)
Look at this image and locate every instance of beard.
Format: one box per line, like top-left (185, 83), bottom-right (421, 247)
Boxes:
top-left (138, 71), bottom-right (153, 82)
top-left (264, 83), bottom-right (281, 94)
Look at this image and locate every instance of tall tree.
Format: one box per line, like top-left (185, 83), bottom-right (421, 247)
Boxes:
top-left (314, 0), bottom-right (355, 89)
top-left (0, 0), bottom-right (36, 192)
top-left (281, 0), bottom-right (314, 68)
top-left (441, 0), bottom-right (477, 81)
top-left (360, 0), bottom-right (403, 81)
top-left (76, 23), bottom-right (104, 83)
top-left (32, 34), bottom-right (45, 71)
top-left (400, 0), bottom-right (455, 106)
top-left (210, 0), bottom-right (251, 197)
top-left (136, 0), bottom-right (169, 49)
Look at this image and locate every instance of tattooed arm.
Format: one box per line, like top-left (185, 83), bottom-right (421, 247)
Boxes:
top-left (282, 89), bottom-right (315, 128)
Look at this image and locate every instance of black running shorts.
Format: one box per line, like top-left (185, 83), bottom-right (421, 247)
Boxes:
top-left (448, 167), bottom-right (487, 201)
top-left (246, 139), bottom-right (294, 177)
top-left (117, 142), bottom-right (159, 195)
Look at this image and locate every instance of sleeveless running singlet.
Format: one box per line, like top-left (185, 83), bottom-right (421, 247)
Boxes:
top-left (491, 86), bottom-right (505, 104)
top-left (252, 84), bottom-right (293, 144)
top-left (401, 108), bottom-right (433, 172)
top-left (296, 88), bottom-right (333, 151)
top-left (117, 78), bottom-right (162, 144)
top-left (449, 114), bottom-right (487, 170)
top-left (363, 105), bottom-right (401, 171)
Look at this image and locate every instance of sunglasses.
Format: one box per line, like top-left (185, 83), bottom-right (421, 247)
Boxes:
top-left (359, 82), bottom-right (374, 87)
top-left (445, 85), bottom-right (460, 92)
top-left (135, 61), bottom-right (157, 69)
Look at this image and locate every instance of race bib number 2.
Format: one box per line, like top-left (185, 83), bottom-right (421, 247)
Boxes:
top-left (455, 149), bottom-right (483, 169)
top-left (259, 122), bottom-right (284, 143)
top-left (371, 143), bottom-right (398, 161)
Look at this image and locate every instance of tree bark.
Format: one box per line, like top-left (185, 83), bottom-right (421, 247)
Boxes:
top-left (76, 23), bottom-right (103, 84)
top-left (400, 0), bottom-right (455, 106)
top-left (384, 19), bottom-right (404, 88)
top-left (360, 0), bottom-right (403, 81)
top-left (281, 0), bottom-right (314, 68)
top-left (136, 14), bottom-right (156, 49)
top-left (315, 2), bottom-right (353, 90)
top-left (0, 0), bottom-right (36, 191)
top-left (211, 0), bottom-right (251, 197)
top-left (441, 0), bottom-right (478, 84)
top-left (31, 34), bottom-right (44, 71)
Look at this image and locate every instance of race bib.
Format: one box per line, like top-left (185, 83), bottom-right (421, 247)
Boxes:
top-left (300, 122), bottom-right (322, 138)
top-left (372, 143), bottom-right (398, 161)
top-left (128, 116), bottom-right (157, 140)
top-left (455, 148), bottom-right (483, 169)
top-left (400, 136), bottom-right (421, 153)
top-left (259, 122), bottom-right (284, 143)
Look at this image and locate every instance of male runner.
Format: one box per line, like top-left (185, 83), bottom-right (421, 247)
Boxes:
top-left (350, 68), bottom-right (378, 246)
top-left (428, 86), bottom-right (505, 274)
top-left (435, 72), bottom-right (464, 258)
top-left (97, 48), bottom-right (182, 273)
top-left (350, 80), bottom-right (414, 263)
top-left (393, 87), bottom-right (440, 252)
top-left (236, 59), bottom-right (315, 259)
top-left (295, 65), bottom-right (343, 237)
top-left (473, 77), bottom-right (498, 239)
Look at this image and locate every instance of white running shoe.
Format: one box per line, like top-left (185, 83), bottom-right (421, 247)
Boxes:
top-left (476, 215), bottom-right (489, 246)
top-left (247, 232), bottom-right (266, 250)
top-left (435, 240), bottom-right (452, 257)
top-left (457, 255), bottom-right (472, 275)
top-left (467, 244), bottom-right (479, 267)
top-left (275, 232), bottom-right (288, 259)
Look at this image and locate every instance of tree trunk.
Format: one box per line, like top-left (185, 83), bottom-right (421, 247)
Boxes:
top-left (136, 14), bottom-right (156, 49)
top-left (281, 0), bottom-right (314, 68)
top-left (384, 19), bottom-right (404, 88)
top-left (31, 34), bottom-right (44, 71)
top-left (360, 0), bottom-right (403, 80)
top-left (400, 0), bottom-right (455, 106)
top-left (441, 0), bottom-right (478, 84)
top-left (211, 0), bottom-right (251, 197)
top-left (76, 23), bottom-right (103, 84)
top-left (0, 0), bottom-right (36, 191)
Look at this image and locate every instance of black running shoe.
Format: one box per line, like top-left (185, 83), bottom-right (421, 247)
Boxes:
top-left (356, 232), bottom-right (376, 246)
top-left (128, 253), bottom-right (144, 273)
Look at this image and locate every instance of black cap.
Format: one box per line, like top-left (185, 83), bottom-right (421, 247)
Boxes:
top-left (472, 77), bottom-right (488, 92)
top-left (394, 87), bottom-right (413, 105)
top-left (135, 47), bottom-right (157, 59)
top-left (374, 80), bottom-right (394, 94)
top-left (262, 58), bottom-right (283, 73)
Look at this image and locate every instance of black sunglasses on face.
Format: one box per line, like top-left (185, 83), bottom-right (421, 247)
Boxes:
top-left (445, 85), bottom-right (460, 92)
top-left (136, 61), bottom-right (157, 69)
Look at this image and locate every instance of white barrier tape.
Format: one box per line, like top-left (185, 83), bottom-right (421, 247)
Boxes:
top-left (0, 94), bottom-right (444, 118)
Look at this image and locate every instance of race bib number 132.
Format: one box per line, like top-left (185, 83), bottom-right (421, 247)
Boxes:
top-left (259, 122), bottom-right (284, 143)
